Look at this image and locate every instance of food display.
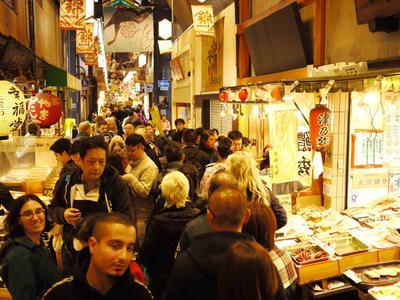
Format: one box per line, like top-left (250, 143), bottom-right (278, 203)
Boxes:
top-left (368, 282), bottom-right (400, 299)
top-left (319, 233), bottom-right (369, 256)
top-left (284, 241), bottom-right (329, 265)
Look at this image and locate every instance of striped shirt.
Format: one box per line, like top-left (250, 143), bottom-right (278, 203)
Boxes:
top-left (269, 246), bottom-right (298, 289)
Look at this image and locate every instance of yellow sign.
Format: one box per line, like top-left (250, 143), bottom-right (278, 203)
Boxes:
top-left (60, 0), bottom-right (86, 30)
top-left (191, 5), bottom-right (215, 37)
top-left (77, 23), bottom-right (95, 54)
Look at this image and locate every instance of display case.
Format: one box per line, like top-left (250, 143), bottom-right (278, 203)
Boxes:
top-left (0, 136), bottom-right (60, 193)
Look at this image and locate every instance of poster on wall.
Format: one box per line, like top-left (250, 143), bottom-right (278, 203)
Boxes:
top-left (297, 128), bottom-right (312, 186)
top-left (270, 110), bottom-right (299, 184)
top-left (384, 103), bottom-right (400, 164)
top-left (76, 23), bottom-right (95, 54)
top-left (351, 130), bottom-right (384, 168)
top-left (201, 18), bottom-right (223, 92)
top-left (170, 57), bottom-right (184, 81)
top-left (191, 5), bottom-right (215, 37)
top-left (59, 0), bottom-right (86, 30)
top-left (103, 7), bottom-right (153, 53)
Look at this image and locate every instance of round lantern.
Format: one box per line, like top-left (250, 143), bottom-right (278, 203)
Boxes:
top-left (0, 81), bottom-right (27, 137)
top-left (270, 85), bottom-right (284, 101)
top-left (238, 88), bottom-right (248, 102)
top-left (219, 90), bottom-right (228, 103)
top-left (28, 92), bottom-right (62, 127)
top-left (310, 104), bottom-right (331, 151)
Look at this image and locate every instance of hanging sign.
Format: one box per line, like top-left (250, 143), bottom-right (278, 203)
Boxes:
top-left (84, 42), bottom-right (98, 66)
top-left (158, 80), bottom-right (170, 91)
top-left (60, 0), bottom-right (86, 30)
top-left (76, 23), bottom-right (95, 54)
top-left (28, 93), bottom-right (62, 127)
top-left (0, 81), bottom-right (27, 136)
top-left (191, 5), bottom-right (215, 37)
top-left (310, 104), bottom-right (331, 150)
top-left (297, 129), bottom-right (312, 186)
top-left (102, 0), bottom-right (138, 7)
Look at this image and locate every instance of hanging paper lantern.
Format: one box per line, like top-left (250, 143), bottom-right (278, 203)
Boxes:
top-left (0, 81), bottom-right (27, 137)
top-left (270, 85), bottom-right (284, 101)
top-left (28, 92), bottom-right (62, 127)
top-left (238, 88), bottom-right (248, 102)
top-left (219, 90), bottom-right (228, 103)
top-left (310, 104), bottom-right (331, 151)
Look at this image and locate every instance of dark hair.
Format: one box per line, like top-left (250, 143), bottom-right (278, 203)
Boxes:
top-left (144, 122), bottom-right (152, 128)
top-left (125, 134), bottom-right (145, 147)
top-left (178, 163), bottom-right (199, 200)
top-left (242, 137), bottom-right (251, 147)
top-left (107, 152), bottom-right (125, 175)
top-left (216, 136), bottom-right (232, 159)
top-left (174, 118), bottom-right (185, 126)
top-left (242, 202), bottom-right (276, 250)
top-left (200, 130), bottom-right (214, 148)
top-left (3, 194), bottom-right (52, 239)
top-left (260, 151), bottom-right (270, 170)
top-left (132, 120), bottom-right (143, 128)
top-left (92, 212), bottom-right (135, 241)
top-left (97, 117), bottom-right (107, 127)
top-left (218, 240), bottom-right (278, 300)
top-left (228, 130), bottom-right (243, 141)
top-left (50, 138), bottom-right (72, 154)
top-left (124, 121), bottom-right (135, 128)
top-left (211, 128), bottom-right (219, 136)
top-left (182, 129), bottom-right (196, 145)
top-left (73, 213), bottom-right (102, 243)
top-left (195, 127), bottom-right (206, 138)
top-left (164, 141), bottom-right (183, 162)
top-left (79, 136), bottom-right (108, 160)
top-left (28, 123), bottom-right (40, 136)
top-left (69, 139), bottom-right (83, 155)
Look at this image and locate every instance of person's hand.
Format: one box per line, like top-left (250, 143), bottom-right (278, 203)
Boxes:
top-left (64, 208), bottom-right (81, 226)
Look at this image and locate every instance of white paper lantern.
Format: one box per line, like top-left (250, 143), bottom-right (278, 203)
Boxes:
top-left (0, 81), bottom-right (27, 136)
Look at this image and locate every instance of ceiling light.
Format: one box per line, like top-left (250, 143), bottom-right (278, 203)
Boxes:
top-left (138, 54), bottom-right (147, 67)
top-left (158, 19), bottom-right (172, 40)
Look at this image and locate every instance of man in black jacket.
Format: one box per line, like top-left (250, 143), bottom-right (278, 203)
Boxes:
top-left (49, 138), bottom-right (78, 177)
top-left (162, 187), bottom-right (252, 300)
top-left (43, 213), bottom-right (153, 300)
top-left (181, 129), bottom-right (209, 179)
top-left (49, 137), bottom-right (134, 275)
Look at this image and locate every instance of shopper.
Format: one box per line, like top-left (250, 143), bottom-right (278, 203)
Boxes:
top-left (123, 121), bottom-right (136, 140)
top-left (160, 114), bottom-right (171, 136)
top-left (74, 121), bottom-right (91, 141)
top-left (218, 240), bottom-right (286, 300)
top-left (198, 130), bottom-right (217, 163)
top-left (226, 151), bottom-right (287, 229)
top-left (49, 137), bottom-right (134, 275)
top-left (0, 194), bottom-right (60, 300)
top-left (243, 201), bottom-right (298, 299)
top-left (181, 129), bottom-right (210, 179)
top-left (43, 213), bottom-right (153, 300)
top-left (227, 130), bottom-right (243, 152)
top-left (162, 187), bottom-right (252, 300)
top-left (50, 138), bottom-right (78, 177)
top-left (172, 118), bottom-right (185, 143)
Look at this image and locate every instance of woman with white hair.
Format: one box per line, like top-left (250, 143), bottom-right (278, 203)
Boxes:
top-left (226, 151), bottom-right (287, 229)
top-left (139, 171), bottom-right (200, 299)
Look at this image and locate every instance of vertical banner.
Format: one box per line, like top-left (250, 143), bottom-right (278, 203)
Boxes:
top-left (201, 18), bottom-right (223, 92)
top-left (60, 0), bottom-right (86, 30)
top-left (297, 128), bottom-right (312, 186)
top-left (77, 23), bottom-right (95, 54)
top-left (270, 110), bottom-right (299, 184)
top-left (191, 5), bottom-right (215, 37)
top-left (103, 7), bottom-right (154, 52)
top-left (84, 42), bottom-right (98, 66)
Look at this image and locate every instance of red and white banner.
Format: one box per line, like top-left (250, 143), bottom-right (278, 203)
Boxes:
top-left (60, 0), bottom-right (86, 30)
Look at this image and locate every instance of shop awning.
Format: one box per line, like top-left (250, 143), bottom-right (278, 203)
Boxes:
top-left (45, 64), bottom-right (81, 91)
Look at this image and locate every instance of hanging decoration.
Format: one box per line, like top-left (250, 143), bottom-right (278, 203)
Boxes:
top-left (191, 5), bottom-right (215, 37)
top-left (309, 102), bottom-right (331, 151)
top-left (84, 42), bottom-right (99, 66)
top-left (238, 88), bottom-right (248, 102)
top-left (76, 23), bottom-right (95, 54)
top-left (0, 81), bottom-right (27, 137)
top-left (28, 93), bottom-right (62, 127)
top-left (219, 90), bottom-right (228, 103)
top-left (102, 0), bottom-right (140, 7)
top-left (270, 84), bottom-right (284, 101)
top-left (60, 0), bottom-right (86, 30)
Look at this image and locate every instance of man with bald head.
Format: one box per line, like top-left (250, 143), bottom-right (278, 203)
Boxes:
top-left (74, 121), bottom-right (91, 141)
top-left (43, 213), bottom-right (152, 299)
top-left (163, 186), bottom-right (253, 300)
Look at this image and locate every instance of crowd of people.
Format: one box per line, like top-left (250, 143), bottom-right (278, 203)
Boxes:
top-left (0, 104), bottom-right (298, 300)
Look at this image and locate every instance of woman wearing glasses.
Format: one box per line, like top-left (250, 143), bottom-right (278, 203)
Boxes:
top-left (0, 194), bottom-right (60, 300)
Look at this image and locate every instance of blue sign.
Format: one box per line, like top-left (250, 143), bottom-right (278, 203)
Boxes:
top-left (158, 80), bottom-right (170, 91)
top-left (82, 79), bottom-right (89, 87)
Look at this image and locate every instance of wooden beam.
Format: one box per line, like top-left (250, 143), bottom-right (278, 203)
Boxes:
top-left (237, 0), bottom-right (250, 78)
top-left (237, 67), bottom-right (308, 85)
top-left (314, 0), bottom-right (326, 66)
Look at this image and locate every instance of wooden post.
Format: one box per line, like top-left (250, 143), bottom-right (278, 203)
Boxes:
top-left (237, 0), bottom-right (250, 79)
top-left (314, 0), bottom-right (326, 66)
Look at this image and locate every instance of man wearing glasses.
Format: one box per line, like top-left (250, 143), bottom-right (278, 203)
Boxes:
top-left (122, 134), bottom-right (159, 243)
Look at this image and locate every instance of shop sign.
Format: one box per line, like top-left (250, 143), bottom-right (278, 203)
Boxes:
top-left (0, 81), bottom-right (27, 136)
top-left (191, 5), bottom-right (215, 37)
top-left (158, 80), bottom-right (170, 91)
top-left (297, 130), bottom-right (312, 178)
top-left (310, 104), bottom-right (331, 150)
top-left (76, 23), bottom-right (95, 54)
top-left (60, 0), bottom-right (86, 30)
top-left (144, 83), bottom-right (153, 93)
top-left (28, 93), bottom-right (62, 127)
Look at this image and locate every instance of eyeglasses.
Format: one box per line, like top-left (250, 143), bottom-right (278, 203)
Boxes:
top-left (127, 146), bottom-right (141, 154)
top-left (20, 208), bottom-right (45, 218)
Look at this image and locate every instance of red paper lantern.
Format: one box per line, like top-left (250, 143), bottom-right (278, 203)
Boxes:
top-left (28, 92), bottom-right (62, 127)
top-left (238, 88), bottom-right (248, 102)
top-left (219, 90), bottom-right (228, 102)
top-left (310, 104), bottom-right (331, 151)
top-left (270, 85), bottom-right (284, 101)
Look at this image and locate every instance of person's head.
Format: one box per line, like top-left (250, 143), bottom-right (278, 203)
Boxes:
top-left (211, 128), bottom-right (219, 137)
top-left (79, 121), bottom-right (91, 134)
top-left (242, 202), bottom-right (276, 250)
top-left (69, 139), bottom-right (84, 166)
top-left (88, 213), bottom-right (136, 280)
top-left (50, 138), bottom-right (72, 166)
top-left (182, 128), bottom-right (196, 145)
top-left (79, 137), bottom-right (109, 182)
top-left (144, 123), bottom-right (153, 134)
top-left (125, 134), bottom-right (146, 161)
top-left (200, 130), bottom-right (217, 150)
top-left (218, 240), bottom-right (278, 300)
top-left (228, 130), bottom-right (243, 152)
top-left (4, 194), bottom-right (51, 240)
top-left (174, 118), bottom-right (185, 132)
top-left (178, 163), bottom-right (199, 200)
top-left (123, 121), bottom-right (135, 138)
top-left (28, 123), bottom-right (41, 136)
top-left (107, 152), bottom-right (125, 176)
top-left (97, 118), bottom-right (109, 134)
top-left (216, 136), bottom-right (232, 161)
top-left (109, 135), bottom-right (125, 154)
top-left (207, 187), bottom-right (250, 232)
top-left (161, 171), bottom-right (189, 208)
top-left (242, 137), bottom-right (252, 152)
top-left (161, 114), bottom-right (167, 121)
top-left (134, 126), bottom-right (148, 142)
top-left (105, 117), bottom-right (117, 132)
top-left (195, 127), bottom-right (206, 145)
top-left (227, 151), bottom-right (270, 202)
top-left (208, 171), bottom-right (238, 198)
top-left (73, 213), bottom-right (103, 251)
top-left (164, 141), bottom-right (184, 163)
